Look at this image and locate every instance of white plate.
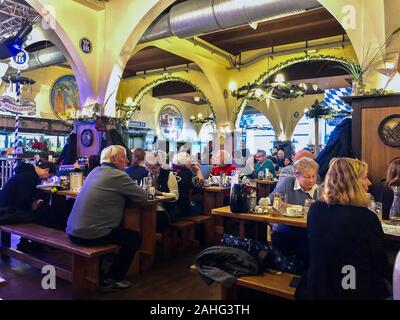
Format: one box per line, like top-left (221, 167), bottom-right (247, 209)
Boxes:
top-left (37, 184), bottom-right (58, 188)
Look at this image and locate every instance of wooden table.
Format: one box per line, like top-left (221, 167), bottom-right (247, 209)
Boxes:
top-left (37, 186), bottom-right (174, 275)
top-left (255, 179), bottom-right (277, 200)
top-left (203, 186), bottom-right (230, 216)
top-left (212, 206), bottom-right (400, 241)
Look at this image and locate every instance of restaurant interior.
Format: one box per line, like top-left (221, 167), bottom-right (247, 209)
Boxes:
top-left (0, 0), bottom-right (400, 303)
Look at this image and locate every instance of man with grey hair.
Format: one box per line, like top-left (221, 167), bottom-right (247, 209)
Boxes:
top-left (66, 145), bottom-right (147, 291)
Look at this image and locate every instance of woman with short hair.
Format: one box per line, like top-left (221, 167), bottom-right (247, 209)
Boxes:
top-left (125, 148), bottom-right (148, 184)
top-left (173, 152), bottom-right (204, 216)
top-left (268, 157), bottom-right (320, 265)
top-left (295, 158), bottom-right (387, 300)
top-left (145, 151), bottom-right (179, 232)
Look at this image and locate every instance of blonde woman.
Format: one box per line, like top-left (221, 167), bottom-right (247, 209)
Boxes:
top-left (295, 158), bottom-right (388, 300)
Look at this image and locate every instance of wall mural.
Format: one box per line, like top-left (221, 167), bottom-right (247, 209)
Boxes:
top-left (159, 104), bottom-right (183, 140)
top-left (50, 75), bottom-right (80, 122)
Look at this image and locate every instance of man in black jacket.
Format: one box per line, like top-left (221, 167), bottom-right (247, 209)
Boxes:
top-left (0, 161), bottom-right (56, 251)
top-left (0, 161), bottom-right (55, 212)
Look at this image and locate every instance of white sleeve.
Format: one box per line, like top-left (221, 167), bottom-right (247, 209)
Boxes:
top-left (162, 172), bottom-right (179, 201)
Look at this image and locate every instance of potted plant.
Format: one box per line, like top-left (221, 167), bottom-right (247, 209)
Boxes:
top-left (338, 27), bottom-right (400, 95)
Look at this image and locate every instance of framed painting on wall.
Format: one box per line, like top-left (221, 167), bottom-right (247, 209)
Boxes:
top-left (50, 75), bottom-right (81, 123)
top-left (159, 104), bottom-right (183, 140)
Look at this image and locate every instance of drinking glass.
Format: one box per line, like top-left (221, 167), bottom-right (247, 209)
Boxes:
top-left (375, 202), bottom-right (383, 220)
top-left (304, 198), bottom-right (315, 219)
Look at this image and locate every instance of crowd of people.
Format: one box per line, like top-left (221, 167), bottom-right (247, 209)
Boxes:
top-left (0, 141), bottom-right (399, 298)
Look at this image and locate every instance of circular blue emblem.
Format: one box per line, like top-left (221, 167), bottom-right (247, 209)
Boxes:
top-left (80, 38), bottom-right (92, 54)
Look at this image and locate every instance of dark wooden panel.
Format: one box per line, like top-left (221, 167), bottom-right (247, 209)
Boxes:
top-left (361, 106), bottom-right (400, 185)
top-left (200, 7), bottom-right (344, 55)
top-left (124, 46), bottom-right (192, 76)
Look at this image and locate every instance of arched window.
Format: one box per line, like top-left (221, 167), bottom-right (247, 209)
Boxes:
top-left (238, 106), bottom-right (276, 154)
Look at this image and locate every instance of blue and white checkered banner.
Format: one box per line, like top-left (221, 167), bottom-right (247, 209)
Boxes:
top-left (324, 87), bottom-right (352, 111)
top-left (239, 113), bottom-right (273, 130)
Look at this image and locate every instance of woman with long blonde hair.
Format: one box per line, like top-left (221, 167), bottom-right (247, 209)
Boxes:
top-left (295, 158), bottom-right (388, 300)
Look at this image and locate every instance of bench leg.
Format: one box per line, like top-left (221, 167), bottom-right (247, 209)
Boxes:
top-left (221, 284), bottom-right (239, 300)
top-left (204, 220), bottom-right (215, 246)
top-left (72, 255), bottom-right (89, 299)
top-left (0, 231), bottom-right (11, 259)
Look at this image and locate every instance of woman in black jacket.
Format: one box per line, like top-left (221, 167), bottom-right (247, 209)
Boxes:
top-left (295, 158), bottom-right (388, 300)
top-left (372, 157), bottom-right (400, 220)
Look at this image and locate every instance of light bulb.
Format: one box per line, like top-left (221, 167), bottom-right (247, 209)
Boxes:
top-left (275, 73), bottom-right (285, 83)
top-left (126, 97), bottom-right (133, 105)
top-left (312, 84), bottom-right (319, 91)
top-left (198, 113), bottom-right (203, 119)
top-left (255, 89), bottom-right (263, 97)
top-left (228, 81), bottom-right (237, 91)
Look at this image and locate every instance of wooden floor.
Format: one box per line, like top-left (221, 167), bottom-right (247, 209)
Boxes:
top-left (0, 236), bottom-right (219, 300)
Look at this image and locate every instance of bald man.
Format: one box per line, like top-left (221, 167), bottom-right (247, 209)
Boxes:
top-left (276, 149), bottom-right (320, 188)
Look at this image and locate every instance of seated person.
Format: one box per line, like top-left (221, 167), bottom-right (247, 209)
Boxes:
top-left (269, 157), bottom-right (320, 265)
top-left (0, 160), bottom-right (55, 223)
top-left (1, 150), bottom-right (9, 158)
top-left (276, 149), bottom-right (321, 188)
top-left (284, 158), bottom-right (292, 167)
top-left (0, 161), bottom-right (58, 250)
top-left (372, 157), bottom-right (400, 220)
top-left (210, 150), bottom-right (237, 177)
top-left (173, 152), bottom-right (204, 216)
top-left (145, 151), bottom-right (179, 232)
top-left (276, 149), bottom-right (286, 168)
top-left (66, 145), bottom-right (147, 291)
top-left (254, 149), bottom-right (276, 178)
top-left (295, 158), bottom-right (388, 300)
top-left (33, 154), bottom-right (42, 166)
top-left (125, 148), bottom-right (148, 185)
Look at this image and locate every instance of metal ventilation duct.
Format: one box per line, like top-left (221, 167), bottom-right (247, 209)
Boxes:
top-left (139, 0), bottom-right (321, 43)
top-left (7, 46), bottom-right (66, 74)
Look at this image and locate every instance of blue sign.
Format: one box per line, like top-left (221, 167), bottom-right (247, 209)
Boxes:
top-left (9, 49), bottom-right (29, 70)
top-left (129, 121), bottom-right (146, 128)
top-left (80, 38), bottom-right (92, 54)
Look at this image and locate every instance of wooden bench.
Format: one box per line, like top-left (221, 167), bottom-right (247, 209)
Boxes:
top-left (190, 265), bottom-right (296, 300)
top-left (0, 224), bottom-right (119, 299)
top-left (183, 215), bottom-right (214, 246)
top-left (161, 219), bottom-right (196, 258)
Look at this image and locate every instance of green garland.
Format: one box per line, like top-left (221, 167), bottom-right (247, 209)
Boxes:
top-left (305, 100), bottom-right (331, 119)
top-left (127, 76), bottom-right (216, 123)
top-left (232, 54), bottom-right (356, 125)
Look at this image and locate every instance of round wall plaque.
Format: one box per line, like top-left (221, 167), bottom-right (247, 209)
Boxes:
top-left (81, 129), bottom-right (94, 147)
top-left (378, 114), bottom-right (400, 147)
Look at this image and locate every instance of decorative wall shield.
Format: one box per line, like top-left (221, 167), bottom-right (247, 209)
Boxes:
top-left (50, 75), bottom-right (81, 123)
top-left (378, 114), bottom-right (400, 147)
top-left (159, 104), bottom-right (183, 140)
